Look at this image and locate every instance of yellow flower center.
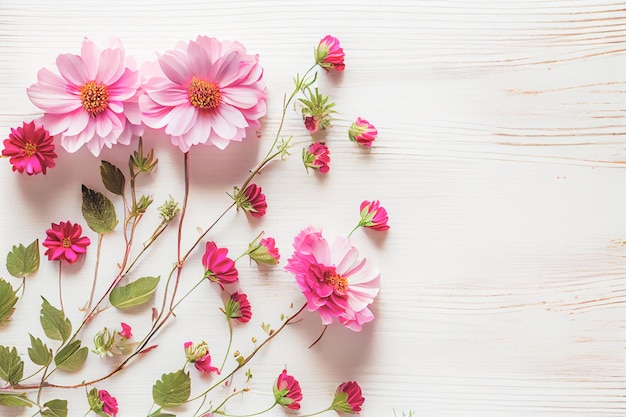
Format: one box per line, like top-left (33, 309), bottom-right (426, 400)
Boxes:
top-left (324, 271), bottom-right (348, 293)
top-left (62, 237), bottom-right (72, 248)
top-left (187, 77), bottom-right (221, 109)
top-left (23, 142), bottom-right (37, 157)
top-left (80, 81), bottom-right (109, 117)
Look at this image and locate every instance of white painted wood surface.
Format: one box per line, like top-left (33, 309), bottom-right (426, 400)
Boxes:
top-left (1, 1), bottom-right (625, 416)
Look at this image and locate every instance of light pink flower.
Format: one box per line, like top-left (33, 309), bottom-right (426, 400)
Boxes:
top-left (359, 200), bottom-right (390, 231)
top-left (118, 322), bottom-right (132, 339)
top-left (27, 38), bottom-right (142, 156)
top-left (202, 241), bottom-right (238, 288)
top-left (285, 227), bottom-right (380, 331)
top-left (2, 121), bottom-right (57, 175)
top-left (315, 35), bottom-right (345, 71)
top-left (302, 142), bottom-right (330, 174)
top-left (42, 221), bottom-right (91, 264)
top-left (331, 381), bottom-right (364, 414)
top-left (348, 118), bottom-right (377, 148)
top-left (226, 291), bottom-right (252, 323)
top-left (274, 369), bottom-right (303, 410)
top-left (139, 36), bottom-right (267, 152)
top-left (98, 390), bottom-right (119, 417)
top-left (238, 184), bottom-right (267, 218)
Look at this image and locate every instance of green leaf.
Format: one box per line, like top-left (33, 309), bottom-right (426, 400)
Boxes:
top-left (6, 239), bottom-right (40, 277)
top-left (100, 160), bottom-right (126, 196)
top-left (81, 185), bottom-right (118, 234)
top-left (110, 276), bottom-right (160, 309)
top-left (152, 369), bottom-right (190, 408)
top-left (0, 392), bottom-right (32, 407)
top-left (28, 334), bottom-right (52, 366)
top-left (54, 340), bottom-right (88, 372)
top-left (39, 297), bottom-right (72, 342)
top-left (0, 278), bottom-right (18, 325)
top-left (0, 345), bottom-right (24, 386)
top-left (41, 399), bottom-right (68, 417)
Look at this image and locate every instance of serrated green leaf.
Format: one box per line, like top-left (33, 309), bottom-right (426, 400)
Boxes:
top-left (41, 399), bottom-right (68, 417)
top-left (0, 392), bottom-right (32, 407)
top-left (152, 369), bottom-right (190, 408)
top-left (40, 297), bottom-right (71, 342)
top-left (0, 346), bottom-right (24, 386)
top-left (81, 185), bottom-right (118, 234)
top-left (28, 334), bottom-right (52, 366)
top-left (0, 278), bottom-right (18, 325)
top-left (6, 239), bottom-right (40, 278)
top-left (100, 160), bottom-right (126, 196)
top-left (110, 276), bottom-right (160, 309)
top-left (54, 340), bottom-right (88, 372)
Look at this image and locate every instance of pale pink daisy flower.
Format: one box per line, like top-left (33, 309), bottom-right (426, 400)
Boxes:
top-left (285, 226), bottom-right (380, 331)
top-left (27, 38), bottom-right (143, 156)
top-left (139, 36), bottom-right (267, 152)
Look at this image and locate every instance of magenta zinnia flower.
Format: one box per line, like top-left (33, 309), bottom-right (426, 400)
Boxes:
top-left (202, 241), bottom-right (238, 288)
top-left (303, 142), bottom-right (330, 174)
top-left (2, 121), bottom-right (57, 175)
top-left (315, 35), bottom-right (345, 71)
top-left (273, 369), bottom-right (303, 410)
top-left (42, 221), bottom-right (91, 264)
top-left (348, 118), bottom-right (377, 148)
top-left (331, 381), bottom-right (364, 414)
top-left (285, 226), bottom-right (380, 331)
top-left (27, 38), bottom-right (142, 156)
top-left (359, 200), bottom-right (389, 231)
top-left (225, 291), bottom-right (252, 323)
top-left (237, 184), bottom-right (267, 218)
top-left (139, 36), bottom-right (267, 152)
top-left (98, 390), bottom-right (119, 417)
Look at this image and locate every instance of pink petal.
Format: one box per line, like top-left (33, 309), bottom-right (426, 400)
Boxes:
top-left (158, 51), bottom-right (191, 86)
top-left (63, 110), bottom-right (90, 136)
top-left (27, 69), bottom-right (82, 114)
top-left (163, 104), bottom-right (197, 136)
top-left (187, 39), bottom-right (212, 79)
top-left (56, 53), bottom-right (89, 86)
top-left (96, 48), bottom-right (125, 84)
top-left (80, 39), bottom-right (101, 79)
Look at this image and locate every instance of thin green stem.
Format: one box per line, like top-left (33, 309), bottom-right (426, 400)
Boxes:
top-left (219, 317), bottom-right (233, 373)
top-left (347, 223), bottom-right (361, 238)
top-left (171, 277), bottom-right (206, 311)
top-left (85, 233), bottom-right (104, 315)
top-left (214, 401), bottom-right (277, 417)
top-left (298, 407), bottom-right (333, 417)
top-left (57, 261), bottom-right (64, 315)
top-left (198, 388), bottom-right (248, 417)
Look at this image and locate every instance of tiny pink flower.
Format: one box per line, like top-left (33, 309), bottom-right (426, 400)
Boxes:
top-left (348, 118), bottom-right (377, 148)
top-left (225, 291), bottom-right (252, 323)
top-left (194, 351), bottom-right (220, 374)
top-left (118, 322), bottom-right (132, 339)
top-left (183, 341), bottom-right (220, 374)
top-left (273, 369), bottom-right (303, 410)
top-left (237, 184), bottom-right (267, 218)
top-left (42, 221), bottom-right (91, 264)
top-left (202, 241), bottom-right (238, 288)
top-left (315, 35), bottom-right (345, 72)
top-left (2, 121), bottom-right (57, 175)
top-left (98, 390), bottom-right (119, 417)
top-left (247, 236), bottom-right (280, 265)
top-left (304, 115), bottom-right (321, 134)
top-left (285, 226), bottom-right (380, 331)
top-left (359, 200), bottom-right (390, 231)
top-left (302, 142), bottom-right (330, 174)
top-left (331, 381), bottom-right (364, 414)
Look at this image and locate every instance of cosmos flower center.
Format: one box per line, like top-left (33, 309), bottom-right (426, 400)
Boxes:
top-left (80, 81), bottom-right (109, 117)
top-left (324, 270), bottom-right (348, 293)
top-left (61, 237), bottom-right (72, 248)
top-left (23, 142), bottom-right (37, 157)
top-left (187, 77), bottom-right (221, 109)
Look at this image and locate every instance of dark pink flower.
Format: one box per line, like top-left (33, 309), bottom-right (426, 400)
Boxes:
top-left (2, 121), bottom-right (57, 175)
top-left (248, 236), bottom-right (280, 265)
top-left (302, 142), bottom-right (330, 174)
top-left (304, 115), bottom-right (321, 134)
top-left (98, 390), bottom-right (119, 417)
top-left (202, 241), bottom-right (238, 288)
top-left (118, 322), bottom-right (132, 339)
top-left (194, 351), bottom-right (220, 374)
top-left (273, 369), bottom-right (303, 410)
top-left (183, 341), bottom-right (220, 374)
top-left (331, 381), bottom-right (364, 414)
top-left (42, 221), bottom-right (91, 264)
top-left (285, 226), bottom-right (380, 331)
top-left (226, 291), bottom-right (252, 323)
top-left (315, 35), bottom-right (345, 71)
top-left (348, 118), bottom-right (377, 148)
top-left (238, 184), bottom-right (267, 218)
top-left (359, 200), bottom-right (390, 231)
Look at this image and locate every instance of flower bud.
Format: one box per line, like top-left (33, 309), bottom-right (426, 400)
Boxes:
top-left (302, 142), bottom-right (330, 174)
top-left (348, 117), bottom-right (378, 148)
top-left (248, 237), bottom-right (280, 265)
top-left (314, 35), bottom-right (345, 71)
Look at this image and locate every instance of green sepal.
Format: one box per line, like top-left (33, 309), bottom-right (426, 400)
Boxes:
top-left (41, 399), bottom-right (68, 417)
top-left (0, 345), bottom-right (23, 386)
top-left (110, 276), bottom-right (160, 309)
top-left (81, 184), bottom-right (118, 234)
top-left (0, 278), bottom-right (18, 325)
top-left (54, 340), bottom-right (88, 372)
top-left (27, 334), bottom-right (52, 366)
top-left (39, 297), bottom-right (72, 342)
top-left (6, 239), bottom-right (40, 277)
top-left (100, 160), bottom-right (126, 196)
top-left (152, 369), bottom-right (191, 408)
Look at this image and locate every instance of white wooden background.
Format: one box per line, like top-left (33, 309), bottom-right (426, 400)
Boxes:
top-left (1, 1), bottom-right (626, 416)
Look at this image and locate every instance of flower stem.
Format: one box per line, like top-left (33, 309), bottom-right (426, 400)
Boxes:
top-left (219, 317), bottom-right (233, 373)
top-left (85, 233), bottom-right (104, 315)
top-left (347, 223), bottom-right (361, 238)
top-left (298, 407), bottom-right (333, 417)
top-left (214, 401), bottom-right (277, 417)
top-left (201, 388), bottom-right (248, 416)
top-left (57, 261), bottom-right (64, 315)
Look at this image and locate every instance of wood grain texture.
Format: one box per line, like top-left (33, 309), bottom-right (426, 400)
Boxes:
top-left (0, 1), bottom-right (625, 416)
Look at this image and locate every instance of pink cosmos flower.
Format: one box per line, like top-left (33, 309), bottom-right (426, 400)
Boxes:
top-left (274, 369), bottom-right (303, 410)
top-left (139, 36), bottom-right (267, 152)
top-left (285, 226), bottom-right (380, 331)
top-left (247, 235), bottom-right (280, 265)
top-left (315, 35), bottom-right (345, 71)
top-left (331, 381), bottom-right (364, 414)
top-left (226, 291), bottom-right (252, 323)
top-left (238, 184), bottom-right (267, 218)
top-left (2, 121), bottom-right (57, 175)
top-left (348, 118), bottom-right (378, 148)
top-left (42, 221), bottom-right (91, 264)
top-left (98, 390), bottom-right (119, 417)
top-left (202, 241), bottom-right (238, 288)
top-left (118, 322), bottom-right (132, 339)
top-left (27, 38), bottom-right (143, 156)
top-left (302, 142), bottom-right (330, 174)
top-left (359, 200), bottom-right (390, 231)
